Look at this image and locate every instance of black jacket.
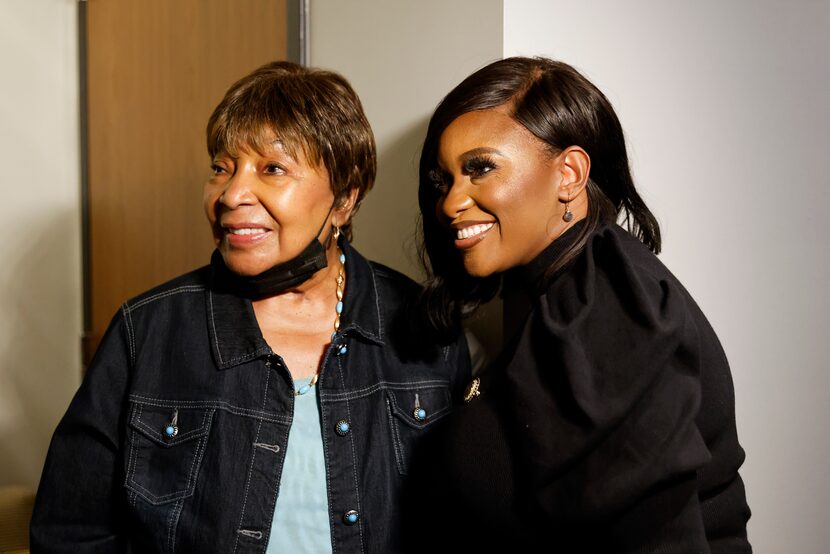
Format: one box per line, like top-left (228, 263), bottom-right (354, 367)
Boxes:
top-left (31, 239), bottom-right (470, 553)
top-left (407, 223), bottom-right (751, 553)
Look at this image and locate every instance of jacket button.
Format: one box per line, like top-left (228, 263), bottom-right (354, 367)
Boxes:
top-left (413, 408), bottom-right (427, 422)
top-left (335, 343), bottom-right (348, 356)
top-left (343, 510), bottom-right (359, 525)
top-left (335, 420), bottom-right (350, 436)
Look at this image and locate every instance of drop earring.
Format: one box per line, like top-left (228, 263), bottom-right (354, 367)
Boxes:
top-left (562, 194), bottom-right (574, 222)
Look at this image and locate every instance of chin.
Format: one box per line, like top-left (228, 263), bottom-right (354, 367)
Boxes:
top-left (461, 256), bottom-right (499, 279)
top-left (220, 251), bottom-right (270, 277)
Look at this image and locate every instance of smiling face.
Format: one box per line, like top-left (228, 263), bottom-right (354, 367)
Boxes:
top-left (434, 107), bottom-right (568, 277)
top-left (203, 132), bottom-right (341, 276)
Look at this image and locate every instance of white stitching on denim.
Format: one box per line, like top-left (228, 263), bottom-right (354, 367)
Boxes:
top-left (368, 265), bottom-right (383, 339)
top-left (387, 386), bottom-right (452, 426)
top-left (181, 414), bottom-right (212, 493)
top-left (207, 290), bottom-right (224, 366)
top-left (165, 496), bottom-right (177, 553)
top-left (127, 396), bottom-right (291, 425)
top-left (319, 356), bottom-right (337, 554)
top-left (128, 285), bottom-right (206, 311)
top-left (125, 404), bottom-right (141, 492)
top-left (127, 479), bottom-right (191, 505)
top-left (121, 304), bottom-right (136, 368)
top-left (385, 398), bottom-right (406, 474)
top-left (232, 366), bottom-right (271, 554)
top-left (253, 442), bottom-right (280, 453)
top-left (132, 408), bottom-right (213, 444)
top-left (220, 348), bottom-right (274, 367)
top-left (127, 468), bottom-right (195, 504)
top-left (261, 420), bottom-right (288, 549)
top-left (237, 529), bottom-right (263, 540)
top-left (335, 355), bottom-right (365, 553)
top-left (166, 497), bottom-right (185, 554)
top-left (319, 379), bottom-right (451, 402)
top-left (232, 424), bottom-right (261, 554)
top-left (125, 410), bottom-right (214, 505)
top-left (132, 419), bottom-right (206, 444)
top-left (126, 486), bottom-right (165, 506)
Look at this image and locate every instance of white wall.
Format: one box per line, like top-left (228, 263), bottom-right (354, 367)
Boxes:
top-left (0, 1), bottom-right (83, 489)
top-left (505, 0), bottom-right (830, 551)
top-left (310, 0), bottom-right (503, 279)
top-left (310, 0), bottom-right (505, 354)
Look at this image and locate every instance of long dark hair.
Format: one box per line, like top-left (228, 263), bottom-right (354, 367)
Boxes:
top-left (417, 57), bottom-right (660, 340)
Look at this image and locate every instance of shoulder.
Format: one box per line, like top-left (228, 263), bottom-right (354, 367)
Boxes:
top-left (531, 224), bottom-right (711, 394)
top-left (122, 265), bottom-right (211, 314)
top-left (369, 260), bottom-right (420, 297)
top-left (349, 247), bottom-right (471, 384)
top-left (543, 223), bottom-right (688, 329)
top-left (343, 241), bottom-right (421, 312)
top-left (583, 223), bottom-right (677, 293)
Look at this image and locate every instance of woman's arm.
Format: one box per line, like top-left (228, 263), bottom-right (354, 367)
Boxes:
top-left (30, 311), bottom-right (132, 553)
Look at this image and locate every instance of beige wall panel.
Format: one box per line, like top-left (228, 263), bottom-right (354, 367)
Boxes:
top-left (86, 0), bottom-right (287, 353)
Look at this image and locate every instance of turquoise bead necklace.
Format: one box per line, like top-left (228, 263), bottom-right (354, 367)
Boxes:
top-left (295, 228), bottom-right (345, 396)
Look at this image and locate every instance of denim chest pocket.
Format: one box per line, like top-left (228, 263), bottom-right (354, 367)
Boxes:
top-left (385, 383), bottom-right (452, 475)
top-left (125, 402), bottom-right (215, 505)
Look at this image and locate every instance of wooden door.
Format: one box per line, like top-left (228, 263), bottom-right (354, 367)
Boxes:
top-left (83, 0), bottom-right (288, 363)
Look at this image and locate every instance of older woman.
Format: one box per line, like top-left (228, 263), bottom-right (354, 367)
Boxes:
top-left (407, 57), bottom-right (751, 552)
top-left (31, 62), bottom-right (470, 553)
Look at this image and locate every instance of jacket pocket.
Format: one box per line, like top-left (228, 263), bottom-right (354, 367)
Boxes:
top-left (125, 402), bottom-right (215, 505)
top-left (386, 383), bottom-right (452, 475)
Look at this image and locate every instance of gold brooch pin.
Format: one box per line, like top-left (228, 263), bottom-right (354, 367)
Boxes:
top-left (463, 378), bottom-right (481, 403)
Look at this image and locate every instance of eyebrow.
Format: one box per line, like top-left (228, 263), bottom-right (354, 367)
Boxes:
top-left (459, 147), bottom-right (503, 161)
top-left (438, 146), bottom-right (504, 170)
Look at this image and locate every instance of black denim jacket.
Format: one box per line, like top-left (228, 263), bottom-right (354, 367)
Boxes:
top-left (31, 240), bottom-right (470, 553)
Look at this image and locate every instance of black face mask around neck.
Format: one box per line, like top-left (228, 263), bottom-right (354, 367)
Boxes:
top-left (211, 205), bottom-right (335, 299)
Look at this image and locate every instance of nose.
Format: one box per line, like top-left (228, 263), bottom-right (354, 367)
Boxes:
top-left (219, 167), bottom-right (258, 209)
top-left (437, 179), bottom-right (474, 222)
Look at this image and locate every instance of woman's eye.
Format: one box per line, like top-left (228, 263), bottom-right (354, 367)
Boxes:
top-left (263, 163), bottom-right (285, 175)
top-left (211, 164), bottom-right (227, 176)
top-left (464, 158), bottom-right (496, 178)
top-left (428, 169), bottom-right (450, 195)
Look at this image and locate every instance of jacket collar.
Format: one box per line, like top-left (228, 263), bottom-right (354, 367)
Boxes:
top-left (206, 238), bottom-right (384, 370)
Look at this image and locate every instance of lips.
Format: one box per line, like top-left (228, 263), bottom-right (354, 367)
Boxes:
top-left (221, 223), bottom-right (272, 246)
top-left (452, 221), bottom-right (495, 250)
top-left (226, 227), bottom-right (267, 236)
top-left (455, 222), bottom-right (494, 240)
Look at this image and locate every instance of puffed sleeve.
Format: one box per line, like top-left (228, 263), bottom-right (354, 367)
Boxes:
top-left (504, 231), bottom-right (712, 551)
top-left (30, 310), bottom-right (132, 553)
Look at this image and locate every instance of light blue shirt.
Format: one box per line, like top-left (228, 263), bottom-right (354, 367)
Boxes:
top-left (266, 378), bottom-right (332, 553)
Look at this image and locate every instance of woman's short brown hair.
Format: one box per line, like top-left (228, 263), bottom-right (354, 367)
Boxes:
top-left (206, 61), bottom-right (376, 238)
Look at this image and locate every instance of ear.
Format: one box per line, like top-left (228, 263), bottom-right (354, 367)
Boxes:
top-left (332, 187), bottom-right (360, 228)
top-left (556, 146), bottom-right (591, 202)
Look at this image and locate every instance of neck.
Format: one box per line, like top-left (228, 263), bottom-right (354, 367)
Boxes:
top-left (252, 240), bottom-right (344, 311)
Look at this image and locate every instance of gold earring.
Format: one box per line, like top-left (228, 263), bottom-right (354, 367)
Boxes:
top-left (332, 226), bottom-right (341, 240)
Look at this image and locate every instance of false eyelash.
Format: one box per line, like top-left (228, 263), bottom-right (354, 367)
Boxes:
top-left (463, 155), bottom-right (497, 175)
top-left (428, 168), bottom-right (449, 191)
